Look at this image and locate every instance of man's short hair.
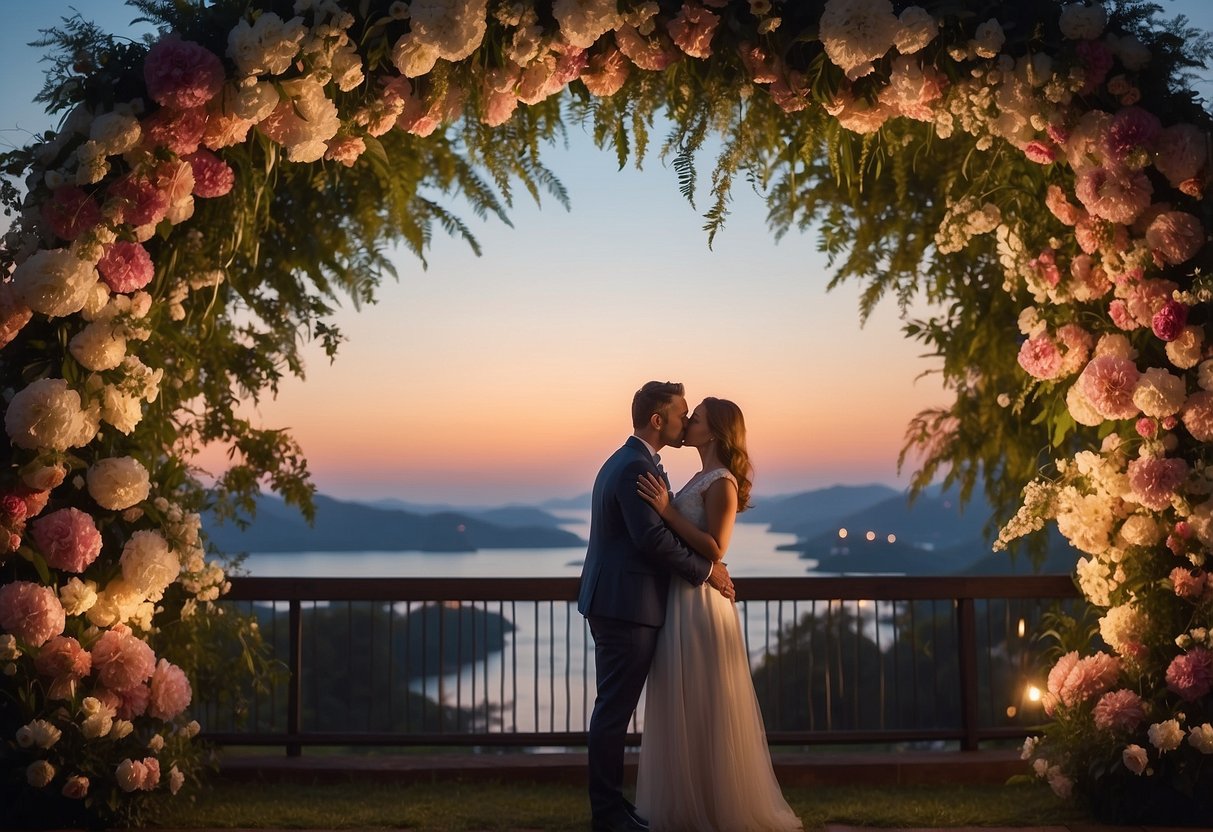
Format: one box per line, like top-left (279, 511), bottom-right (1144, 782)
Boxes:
top-left (632, 381), bottom-right (684, 429)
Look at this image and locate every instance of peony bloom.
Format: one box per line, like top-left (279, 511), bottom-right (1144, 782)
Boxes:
top-left (1154, 123), bottom-right (1207, 187)
top-left (0, 581), bottom-right (66, 647)
top-left (121, 530), bottom-right (179, 601)
top-left (552, 0), bottom-right (619, 49)
top-left (69, 319), bottom-right (127, 372)
top-left (667, 2), bottom-right (720, 59)
top-left (1074, 166), bottom-right (1152, 225)
top-left (144, 37), bottom-right (223, 110)
top-left (59, 578), bottom-right (99, 617)
top-left (27, 760), bottom-right (55, 789)
top-left (1149, 718), bottom-right (1185, 752)
top-left (1017, 334), bottom-right (1063, 380)
top-left (1145, 212), bottom-right (1204, 265)
top-left (1189, 724), bottom-right (1213, 754)
top-left (256, 77), bottom-right (341, 164)
top-left (97, 241), bottom-right (155, 294)
top-left (43, 186), bottom-right (102, 241)
top-left (1059, 3), bottom-right (1107, 40)
top-left (33, 635), bottom-right (92, 699)
top-left (183, 149), bottom-right (235, 198)
top-left (819, 0), bottom-right (899, 80)
top-left (894, 6), bottom-right (938, 54)
top-left (1127, 455), bottom-right (1188, 511)
top-left (148, 658), bottom-right (192, 720)
top-left (12, 249), bottom-right (100, 319)
top-left (1102, 106), bottom-right (1161, 167)
top-left (1132, 367), bottom-right (1185, 418)
top-left (1092, 688), bottom-right (1146, 732)
top-left (1166, 648), bottom-right (1213, 702)
top-left (87, 457), bottom-right (151, 511)
top-left (580, 45), bottom-right (630, 97)
top-left (1170, 566), bottom-right (1207, 600)
top-left (323, 136), bottom-right (366, 168)
top-left (140, 103), bottom-right (208, 156)
top-left (227, 12), bottom-right (305, 77)
top-left (406, 0), bottom-right (488, 62)
top-left (614, 24), bottom-right (679, 72)
top-left (1079, 355), bottom-right (1140, 420)
top-left (91, 624), bottom-right (156, 691)
top-left (0, 281), bottom-right (33, 349)
top-left (1181, 390), bottom-right (1213, 441)
top-left (30, 508), bottom-right (103, 573)
top-left (90, 111), bottom-right (141, 155)
top-left (1058, 652), bottom-right (1120, 707)
top-left (1122, 744), bottom-right (1149, 774)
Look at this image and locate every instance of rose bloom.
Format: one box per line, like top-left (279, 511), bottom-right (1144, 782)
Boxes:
top-left (1151, 299), bottom-right (1189, 342)
top-left (1127, 455), bottom-right (1188, 511)
top-left (115, 758), bottom-right (146, 793)
top-left (148, 658), bottom-right (192, 720)
top-left (90, 624), bottom-right (156, 691)
top-left (1102, 106), bottom-right (1161, 166)
top-left (43, 186), bottom-right (102, 241)
top-left (1092, 688), bottom-right (1146, 732)
top-left (0, 581), bottom-right (66, 647)
top-left (323, 136), bottom-right (366, 168)
top-left (1079, 354), bottom-right (1140, 420)
top-left (87, 457), bottom-right (151, 511)
top-left (61, 775), bottom-right (89, 799)
top-left (17, 718), bottom-right (62, 749)
top-left (1146, 211), bottom-right (1205, 265)
top-left (144, 36), bottom-right (223, 110)
top-left (1166, 648), bottom-right (1213, 701)
top-left (168, 765), bottom-right (185, 795)
top-left (1132, 367), bottom-right (1185, 417)
top-left (30, 508), bottom-right (103, 573)
top-left (1189, 723), bottom-right (1213, 754)
top-left (1149, 718), bottom-right (1185, 752)
top-left (1123, 744), bottom-right (1149, 774)
top-left (27, 760), bottom-right (55, 789)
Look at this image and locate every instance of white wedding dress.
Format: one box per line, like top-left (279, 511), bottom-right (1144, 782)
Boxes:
top-left (636, 468), bottom-right (803, 832)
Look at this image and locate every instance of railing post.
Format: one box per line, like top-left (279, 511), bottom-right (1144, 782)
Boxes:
top-left (287, 599), bottom-right (302, 757)
top-left (957, 597), bottom-right (979, 751)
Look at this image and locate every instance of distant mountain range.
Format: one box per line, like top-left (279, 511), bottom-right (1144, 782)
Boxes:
top-left (203, 494), bottom-right (584, 554)
top-left (203, 484), bottom-right (1077, 574)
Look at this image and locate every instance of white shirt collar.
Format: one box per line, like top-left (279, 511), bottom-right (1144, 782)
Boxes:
top-left (634, 436), bottom-right (660, 460)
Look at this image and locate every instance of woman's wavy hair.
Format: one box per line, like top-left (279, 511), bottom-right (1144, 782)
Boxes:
top-left (701, 397), bottom-right (753, 512)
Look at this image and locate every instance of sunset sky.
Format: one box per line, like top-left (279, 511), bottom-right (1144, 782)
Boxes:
top-left (3, 2), bottom-right (1211, 505)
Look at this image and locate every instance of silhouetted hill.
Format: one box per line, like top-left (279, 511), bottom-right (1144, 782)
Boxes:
top-left (806, 536), bottom-right (979, 574)
top-left (741, 484), bottom-right (900, 539)
top-left (538, 493), bottom-right (592, 510)
top-left (366, 499), bottom-right (570, 528)
top-left (203, 494), bottom-right (585, 554)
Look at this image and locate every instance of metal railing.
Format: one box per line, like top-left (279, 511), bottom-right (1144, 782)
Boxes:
top-left (200, 575), bottom-right (1080, 755)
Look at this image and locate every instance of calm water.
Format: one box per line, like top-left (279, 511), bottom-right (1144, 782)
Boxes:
top-left (239, 510), bottom-right (818, 577)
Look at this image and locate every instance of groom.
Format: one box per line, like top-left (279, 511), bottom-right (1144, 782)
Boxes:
top-left (578, 380), bottom-right (735, 832)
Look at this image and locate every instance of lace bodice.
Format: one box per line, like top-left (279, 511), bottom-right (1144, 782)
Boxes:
top-left (672, 468), bottom-right (737, 532)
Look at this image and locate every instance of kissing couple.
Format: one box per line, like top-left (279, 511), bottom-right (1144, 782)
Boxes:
top-left (577, 381), bottom-right (803, 832)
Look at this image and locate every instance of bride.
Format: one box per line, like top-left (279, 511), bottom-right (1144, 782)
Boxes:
top-left (634, 397), bottom-right (802, 832)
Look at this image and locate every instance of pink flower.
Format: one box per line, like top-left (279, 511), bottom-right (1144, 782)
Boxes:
top-left (668, 2), bottom-right (720, 59)
top-left (1093, 688), bottom-right (1146, 732)
top-left (1076, 38), bottom-right (1113, 94)
top-left (34, 635), bottom-right (92, 700)
top-left (43, 186), bottom-right (102, 241)
top-left (1127, 456), bottom-right (1189, 510)
top-left (1145, 211), bottom-right (1205, 265)
top-left (97, 241), bottom-right (155, 294)
top-left (148, 658), bottom-right (192, 720)
top-left (116, 759), bottom-right (146, 793)
top-left (1170, 567), bottom-right (1207, 600)
top-left (202, 108), bottom-right (254, 150)
top-left (0, 282), bottom-right (33, 349)
top-left (61, 775), bottom-right (89, 800)
top-left (1124, 279), bottom-right (1177, 329)
top-left (0, 581), bottom-right (66, 647)
top-left (1181, 391), bottom-right (1213, 442)
top-left (1102, 106), bottom-right (1162, 166)
top-left (112, 682), bottom-right (150, 719)
top-left (22, 489), bottom-right (50, 519)
top-left (1057, 323), bottom-right (1094, 375)
top-left (1166, 648), bottom-right (1213, 702)
top-left (516, 57), bottom-right (561, 105)
top-left (143, 37), bottom-right (224, 110)
top-left (1136, 416), bottom-right (1158, 438)
top-left (30, 508), bottom-right (103, 573)
top-left (581, 46), bottom-right (631, 97)
top-left (91, 624), bottom-right (156, 691)
top-left (1018, 334), bottom-right (1063, 379)
top-left (1075, 166), bottom-right (1152, 225)
top-left (107, 176), bottom-right (170, 228)
top-left (323, 136), bottom-right (366, 168)
top-left (615, 25), bottom-right (679, 71)
top-left (552, 43), bottom-right (589, 87)
top-left (1152, 300), bottom-right (1189, 342)
top-left (738, 43), bottom-right (778, 84)
top-left (1045, 185), bottom-right (1083, 224)
top-left (1024, 140), bottom-right (1057, 164)
top-left (141, 105), bottom-right (208, 155)
top-left (140, 757), bottom-right (161, 790)
top-left (1045, 651), bottom-right (1080, 715)
top-left (479, 66), bottom-right (519, 126)
top-left (1075, 216), bottom-right (1127, 255)
top-left (184, 149), bottom-right (235, 197)
top-left (1079, 354), bottom-right (1140, 419)
top-left (1155, 123), bottom-right (1206, 187)
top-left (1059, 652), bottom-right (1120, 707)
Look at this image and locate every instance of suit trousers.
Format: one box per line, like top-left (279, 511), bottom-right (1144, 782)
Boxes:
top-left (586, 614), bottom-right (660, 820)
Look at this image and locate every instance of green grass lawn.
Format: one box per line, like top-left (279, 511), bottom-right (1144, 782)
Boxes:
top-left (151, 780), bottom-right (1091, 830)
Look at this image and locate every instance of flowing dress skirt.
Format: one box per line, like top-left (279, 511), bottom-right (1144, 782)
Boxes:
top-left (635, 578), bottom-right (803, 832)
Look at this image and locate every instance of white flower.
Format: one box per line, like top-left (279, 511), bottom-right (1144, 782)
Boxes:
top-left (553, 0), bottom-right (619, 49)
top-left (27, 760), bottom-right (55, 789)
top-left (408, 0), bottom-right (488, 61)
top-left (5, 378), bottom-right (99, 451)
top-left (121, 530), bottom-right (180, 601)
top-left (1133, 368), bottom-right (1186, 418)
top-left (1059, 3), bottom-right (1107, 40)
top-left (0, 635), bottom-right (20, 661)
top-left (391, 34), bottom-right (441, 77)
top-left (100, 385), bottom-right (144, 435)
top-left (1123, 743), bottom-right (1149, 774)
top-left (110, 719), bottom-right (134, 740)
top-left (80, 705), bottom-right (112, 742)
top-left (148, 734), bottom-right (165, 752)
top-left (17, 719), bottom-right (62, 749)
top-left (1148, 719), bottom-right (1184, 753)
top-left (1188, 723), bottom-right (1213, 753)
top-left (69, 320), bottom-right (127, 372)
top-left (1066, 383), bottom-right (1105, 427)
top-left (819, 0), bottom-right (899, 80)
top-left (256, 77), bottom-right (341, 163)
top-left (1099, 604), bottom-right (1149, 657)
top-left (1117, 514), bottom-right (1162, 547)
top-left (1095, 333), bottom-right (1137, 360)
top-left (169, 765), bottom-right (185, 794)
top-left (971, 18), bottom-right (1005, 59)
top-left (227, 12), bottom-right (307, 76)
top-left (89, 112), bottom-right (142, 156)
top-left (59, 578), bottom-right (99, 617)
top-left (1020, 735), bottom-right (1037, 760)
top-left (1198, 359), bottom-right (1213, 391)
top-left (86, 457), bottom-right (151, 511)
top-left (894, 6), bottom-right (938, 54)
top-left (86, 577), bottom-right (148, 628)
top-left (12, 249), bottom-right (100, 318)
top-left (1167, 326), bottom-right (1204, 370)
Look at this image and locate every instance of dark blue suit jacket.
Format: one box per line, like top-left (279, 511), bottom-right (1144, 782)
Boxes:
top-left (577, 437), bottom-right (712, 627)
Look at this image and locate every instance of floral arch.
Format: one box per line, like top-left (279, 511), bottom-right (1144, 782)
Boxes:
top-left (1, 0), bottom-right (1212, 824)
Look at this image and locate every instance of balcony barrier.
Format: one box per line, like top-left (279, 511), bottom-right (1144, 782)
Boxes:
top-left (201, 575), bottom-right (1080, 755)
